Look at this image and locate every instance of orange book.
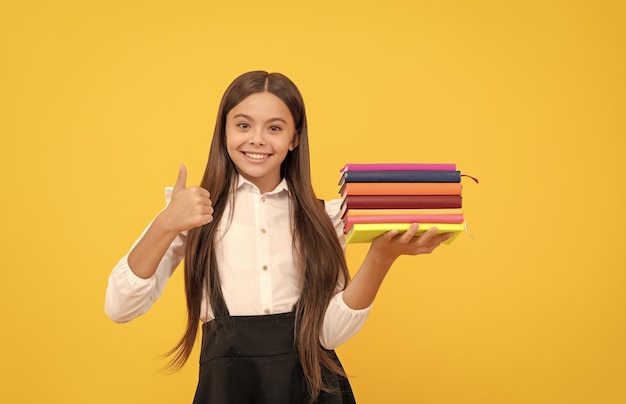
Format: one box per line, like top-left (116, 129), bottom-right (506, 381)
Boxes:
top-left (340, 182), bottom-right (462, 196)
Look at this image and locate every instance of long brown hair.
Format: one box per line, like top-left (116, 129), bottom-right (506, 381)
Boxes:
top-left (166, 71), bottom-right (351, 400)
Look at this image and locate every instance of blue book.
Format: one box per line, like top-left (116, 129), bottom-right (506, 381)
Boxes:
top-left (339, 170), bottom-right (461, 186)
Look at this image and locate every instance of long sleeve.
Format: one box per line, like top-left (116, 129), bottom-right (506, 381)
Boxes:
top-left (104, 188), bottom-right (185, 323)
top-left (104, 231), bottom-right (185, 323)
top-left (319, 199), bottom-right (372, 349)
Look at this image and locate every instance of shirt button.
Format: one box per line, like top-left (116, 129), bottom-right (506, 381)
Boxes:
top-left (260, 228), bottom-right (266, 234)
top-left (261, 196), bottom-right (266, 203)
top-left (262, 265), bottom-right (268, 271)
top-left (264, 308), bottom-right (270, 314)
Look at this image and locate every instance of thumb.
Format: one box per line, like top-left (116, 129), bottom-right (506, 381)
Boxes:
top-left (173, 164), bottom-right (187, 193)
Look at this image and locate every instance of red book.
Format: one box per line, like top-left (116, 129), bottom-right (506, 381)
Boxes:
top-left (341, 194), bottom-right (462, 210)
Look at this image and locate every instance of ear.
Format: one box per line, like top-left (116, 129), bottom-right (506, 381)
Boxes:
top-left (289, 131), bottom-right (300, 151)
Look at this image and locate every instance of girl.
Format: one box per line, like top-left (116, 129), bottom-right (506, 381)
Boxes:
top-left (105, 71), bottom-right (453, 404)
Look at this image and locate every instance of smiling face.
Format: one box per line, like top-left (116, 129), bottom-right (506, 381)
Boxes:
top-left (225, 91), bottom-right (299, 193)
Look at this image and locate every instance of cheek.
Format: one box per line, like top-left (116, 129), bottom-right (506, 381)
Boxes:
top-left (225, 133), bottom-right (238, 150)
top-left (224, 135), bottom-right (239, 158)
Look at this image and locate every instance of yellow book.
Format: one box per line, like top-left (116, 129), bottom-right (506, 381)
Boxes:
top-left (345, 222), bottom-right (465, 244)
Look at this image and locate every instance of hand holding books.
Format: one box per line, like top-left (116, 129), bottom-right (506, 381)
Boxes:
top-left (368, 224), bottom-right (456, 263)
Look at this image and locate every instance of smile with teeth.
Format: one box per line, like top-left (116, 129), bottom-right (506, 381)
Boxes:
top-left (244, 152), bottom-right (271, 160)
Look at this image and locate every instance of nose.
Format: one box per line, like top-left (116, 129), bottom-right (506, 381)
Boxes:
top-left (249, 128), bottom-right (266, 145)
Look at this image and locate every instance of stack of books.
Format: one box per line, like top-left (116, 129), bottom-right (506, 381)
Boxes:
top-left (339, 163), bottom-right (468, 244)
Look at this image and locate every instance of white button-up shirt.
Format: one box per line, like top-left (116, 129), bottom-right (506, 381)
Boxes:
top-left (105, 175), bottom-right (371, 349)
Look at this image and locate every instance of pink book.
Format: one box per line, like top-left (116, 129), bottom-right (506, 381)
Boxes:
top-left (340, 163), bottom-right (456, 172)
top-left (343, 208), bottom-right (464, 217)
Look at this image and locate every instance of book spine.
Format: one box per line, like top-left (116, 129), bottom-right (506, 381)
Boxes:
top-left (344, 214), bottom-right (465, 225)
top-left (345, 222), bottom-right (465, 243)
top-left (342, 195), bottom-right (462, 209)
top-left (343, 215), bottom-right (465, 232)
top-left (341, 182), bottom-right (462, 196)
top-left (340, 163), bottom-right (456, 172)
top-left (342, 170), bottom-right (461, 183)
top-left (343, 208), bottom-right (464, 217)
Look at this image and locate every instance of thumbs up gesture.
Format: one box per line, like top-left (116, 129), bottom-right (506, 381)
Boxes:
top-left (161, 165), bottom-right (214, 233)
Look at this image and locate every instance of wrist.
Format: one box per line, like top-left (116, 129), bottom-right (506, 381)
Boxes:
top-left (153, 210), bottom-right (183, 236)
top-left (365, 247), bottom-right (396, 272)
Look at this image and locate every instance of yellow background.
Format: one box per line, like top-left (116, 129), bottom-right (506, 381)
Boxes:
top-left (1, 1), bottom-right (624, 403)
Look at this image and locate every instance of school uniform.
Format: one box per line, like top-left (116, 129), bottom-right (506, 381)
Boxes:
top-left (105, 175), bottom-right (371, 403)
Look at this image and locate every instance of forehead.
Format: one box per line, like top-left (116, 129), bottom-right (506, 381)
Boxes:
top-left (228, 92), bottom-right (293, 123)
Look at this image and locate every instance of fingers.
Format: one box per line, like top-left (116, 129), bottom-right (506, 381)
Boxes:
top-left (417, 230), bottom-right (454, 253)
top-left (398, 226), bottom-right (451, 249)
top-left (381, 224), bottom-right (433, 244)
top-left (433, 232), bottom-right (454, 244)
top-left (380, 228), bottom-right (399, 242)
top-left (414, 226), bottom-right (439, 246)
top-left (372, 224), bottom-right (452, 259)
top-left (384, 225), bottom-right (451, 245)
top-left (173, 165), bottom-right (211, 199)
top-left (173, 164), bottom-right (187, 193)
top-left (398, 223), bottom-right (420, 243)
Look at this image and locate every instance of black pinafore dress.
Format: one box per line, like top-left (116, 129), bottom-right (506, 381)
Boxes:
top-left (192, 290), bottom-right (357, 404)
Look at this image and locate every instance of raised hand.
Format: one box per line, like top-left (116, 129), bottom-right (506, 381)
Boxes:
top-left (160, 164), bottom-right (214, 233)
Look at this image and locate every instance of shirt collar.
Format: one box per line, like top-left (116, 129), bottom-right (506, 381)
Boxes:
top-left (235, 174), bottom-right (290, 195)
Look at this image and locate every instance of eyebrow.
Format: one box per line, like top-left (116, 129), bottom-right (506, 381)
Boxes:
top-left (231, 113), bottom-right (288, 124)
